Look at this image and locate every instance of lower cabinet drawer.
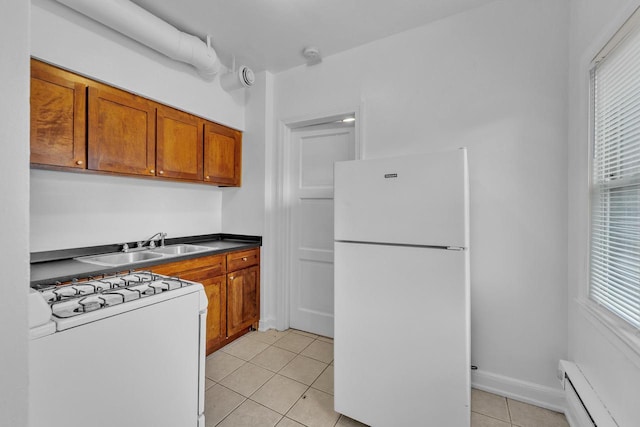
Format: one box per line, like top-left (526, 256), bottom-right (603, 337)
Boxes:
top-left (150, 253), bottom-right (226, 278)
top-left (227, 248), bottom-right (259, 272)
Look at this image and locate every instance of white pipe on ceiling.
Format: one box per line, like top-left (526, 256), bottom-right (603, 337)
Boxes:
top-left (55, 0), bottom-right (222, 80)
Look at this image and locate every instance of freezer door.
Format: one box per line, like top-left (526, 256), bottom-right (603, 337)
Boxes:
top-left (334, 241), bottom-right (470, 427)
top-left (334, 149), bottom-right (468, 247)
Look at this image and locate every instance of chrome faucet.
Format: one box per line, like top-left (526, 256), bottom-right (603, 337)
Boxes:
top-left (122, 232), bottom-right (167, 252)
top-left (139, 232), bottom-right (167, 249)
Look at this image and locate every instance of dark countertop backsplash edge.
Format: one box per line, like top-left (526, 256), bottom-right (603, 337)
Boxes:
top-left (31, 233), bottom-right (262, 263)
top-left (30, 233), bottom-right (262, 288)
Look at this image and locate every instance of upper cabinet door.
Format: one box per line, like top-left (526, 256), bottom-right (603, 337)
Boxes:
top-left (30, 59), bottom-right (87, 169)
top-left (156, 105), bottom-right (204, 181)
top-left (87, 85), bottom-right (156, 176)
top-left (204, 122), bottom-right (242, 186)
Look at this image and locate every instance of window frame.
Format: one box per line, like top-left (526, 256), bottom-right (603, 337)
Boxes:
top-left (585, 6), bottom-right (640, 355)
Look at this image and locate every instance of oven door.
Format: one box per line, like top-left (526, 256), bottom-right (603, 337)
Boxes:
top-left (30, 290), bottom-right (205, 427)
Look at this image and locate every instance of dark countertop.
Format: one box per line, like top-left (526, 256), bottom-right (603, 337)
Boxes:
top-left (30, 233), bottom-right (261, 288)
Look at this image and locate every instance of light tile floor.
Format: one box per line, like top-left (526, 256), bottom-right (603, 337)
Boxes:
top-left (204, 329), bottom-right (569, 427)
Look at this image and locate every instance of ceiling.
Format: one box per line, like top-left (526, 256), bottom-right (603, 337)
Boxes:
top-left (129, 0), bottom-right (497, 73)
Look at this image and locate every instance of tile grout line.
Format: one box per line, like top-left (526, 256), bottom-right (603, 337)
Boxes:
top-left (506, 397), bottom-right (514, 426)
top-left (212, 385), bottom-right (247, 427)
top-left (471, 409), bottom-right (513, 426)
top-left (243, 395), bottom-right (291, 423)
top-left (214, 333), bottom-right (320, 426)
top-left (308, 362), bottom-right (333, 394)
top-left (283, 383), bottom-right (313, 427)
top-left (208, 330), bottom-right (337, 427)
top-left (273, 333), bottom-right (333, 426)
top-left (205, 355), bottom-right (247, 383)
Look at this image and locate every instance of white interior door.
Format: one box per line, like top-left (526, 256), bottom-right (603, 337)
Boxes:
top-left (288, 122), bottom-right (355, 337)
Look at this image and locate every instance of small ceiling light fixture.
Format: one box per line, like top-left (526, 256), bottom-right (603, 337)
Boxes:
top-left (302, 47), bottom-right (322, 66)
top-left (342, 117), bottom-right (356, 123)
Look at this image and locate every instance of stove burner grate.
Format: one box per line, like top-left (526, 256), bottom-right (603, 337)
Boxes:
top-left (40, 271), bottom-right (195, 319)
top-left (74, 296), bottom-right (107, 313)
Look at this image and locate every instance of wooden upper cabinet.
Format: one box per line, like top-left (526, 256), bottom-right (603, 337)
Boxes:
top-left (30, 60), bottom-right (243, 186)
top-left (87, 85), bottom-right (156, 176)
top-left (30, 59), bottom-right (87, 169)
top-left (204, 121), bottom-right (242, 186)
top-left (156, 105), bottom-right (204, 181)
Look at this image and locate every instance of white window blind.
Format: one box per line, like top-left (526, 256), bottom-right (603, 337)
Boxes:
top-left (590, 16), bottom-right (640, 330)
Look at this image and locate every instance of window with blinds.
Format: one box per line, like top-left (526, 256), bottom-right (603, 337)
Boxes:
top-left (589, 13), bottom-right (640, 330)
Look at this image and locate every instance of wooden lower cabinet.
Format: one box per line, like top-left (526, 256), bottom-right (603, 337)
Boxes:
top-left (148, 248), bottom-right (259, 355)
top-left (201, 275), bottom-right (227, 354)
top-left (227, 265), bottom-right (259, 336)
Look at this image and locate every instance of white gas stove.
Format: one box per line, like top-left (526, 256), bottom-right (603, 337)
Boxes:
top-left (29, 271), bottom-right (208, 427)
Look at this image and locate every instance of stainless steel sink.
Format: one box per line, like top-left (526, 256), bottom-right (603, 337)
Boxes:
top-left (76, 251), bottom-right (166, 267)
top-left (75, 244), bottom-right (213, 267)
top-left (149, 244), bottom-right (211, 255)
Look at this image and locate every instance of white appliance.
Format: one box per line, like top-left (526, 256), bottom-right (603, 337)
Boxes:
top-left (29, 271), bottom-right (208, 427)
top-left (333, 148), bottom-right (470, 427)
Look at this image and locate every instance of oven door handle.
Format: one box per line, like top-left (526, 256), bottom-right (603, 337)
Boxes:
top-left (198, 303), bottom-right (207, 423)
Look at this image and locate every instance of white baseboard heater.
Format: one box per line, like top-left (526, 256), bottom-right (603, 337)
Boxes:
top-left (558, 360), bottom-right (618, 427)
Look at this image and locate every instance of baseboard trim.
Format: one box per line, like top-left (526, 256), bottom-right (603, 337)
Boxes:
top-left (472, 369), bottom-right (566, 413)
top-left (258, 317), bottom-right (276, 331)
top-left (564, 408), bottom-right (581, 427)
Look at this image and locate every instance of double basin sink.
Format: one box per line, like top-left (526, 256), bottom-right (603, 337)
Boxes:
top-left (75, 244), bottom-right (213, 267)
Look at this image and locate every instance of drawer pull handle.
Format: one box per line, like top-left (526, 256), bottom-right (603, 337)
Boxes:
top-left (242, 257), bottom-right (248, 261)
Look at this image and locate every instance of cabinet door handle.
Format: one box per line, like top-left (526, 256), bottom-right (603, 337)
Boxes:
top-left (229, 276), bottom-right (234, 280)
top-left (159, 170), bottom-right (164, 175)
top-left (242, 257), bottom-right (248, 261)
top-left (150, 169), bottom-right (155, 174)
top-left (205, 176), bottom-right (210, 180)
top-left (75, 160), bottom-right (84, 165)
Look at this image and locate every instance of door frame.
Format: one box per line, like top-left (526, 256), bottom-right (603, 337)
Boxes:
top-left (271, 106), bottom-right (363, 331)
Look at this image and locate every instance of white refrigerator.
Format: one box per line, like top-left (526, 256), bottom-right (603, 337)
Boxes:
top-left (333, 148), bottom-right (470, 427)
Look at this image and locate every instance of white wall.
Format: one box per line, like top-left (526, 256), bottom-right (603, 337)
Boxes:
top-left (568, 1), bottom-right (640, 426)
top-left (31, 170), bottom-right (223, 251)
top-left (0, 0), bottom-right (30, 425)
top-left (222, 71), bottom-right (277, 330)
top-left (29, 0), bottom-right (246, 251)
top-left (274, 0), bottom-right (569, 408)
top-left (221, 71), bottom-right (272, 236)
